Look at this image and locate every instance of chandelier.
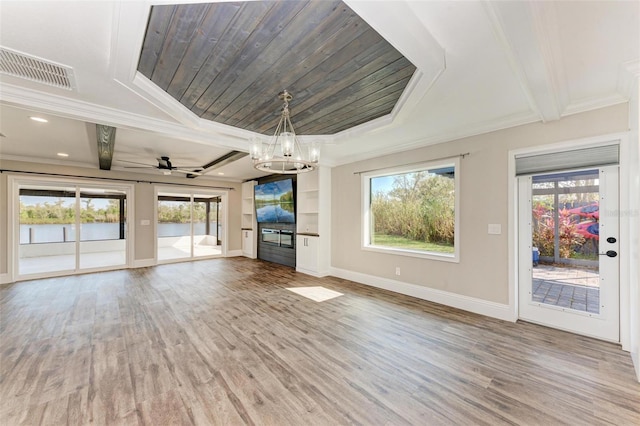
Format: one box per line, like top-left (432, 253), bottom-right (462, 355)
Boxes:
top-left (250, 90), bottom-right (320, 174)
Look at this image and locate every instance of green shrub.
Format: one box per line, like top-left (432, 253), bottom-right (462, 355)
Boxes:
top-left (371, 172), bottom-right (454, 246)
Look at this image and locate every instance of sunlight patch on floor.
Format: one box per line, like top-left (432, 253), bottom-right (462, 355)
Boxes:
top-left (286, 286), bottom-right (343, 302)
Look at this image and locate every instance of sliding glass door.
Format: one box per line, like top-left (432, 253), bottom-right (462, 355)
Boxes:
top-left (79, 187), bottom-right (127, 269)
top-left (157, 191), bottom-right (224, 262)
top-left (16, 181), bottom-right (130, 278)
top-left (19, 185), bottom-right (76, 275)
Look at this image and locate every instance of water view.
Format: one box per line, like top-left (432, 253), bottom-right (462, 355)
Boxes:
top-left (20, 222), bottom-right (220, 244)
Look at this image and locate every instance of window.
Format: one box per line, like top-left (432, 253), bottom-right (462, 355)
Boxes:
top-left (362, 159), bottom-right (459, 261)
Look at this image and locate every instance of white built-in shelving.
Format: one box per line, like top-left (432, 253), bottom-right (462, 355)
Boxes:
top-left (296, 167), bottom-right (330, 276)
top-left (241, 180), bottom-right (257, 258)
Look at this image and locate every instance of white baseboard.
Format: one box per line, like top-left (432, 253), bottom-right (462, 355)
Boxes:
top-left (330, 267), bottom-right (516, 322)
top-left (227, 250), bottom-right (243, 257)
top-left (132, 258), bottom-right (155, 268)
top-left (296, 267), bottom-right (330, 278)
top-left (633, 351), bottom-right (640, 382)
top-left (0, 273), bottom-right (12, 285)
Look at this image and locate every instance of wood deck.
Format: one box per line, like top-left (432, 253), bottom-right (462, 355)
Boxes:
top-left (1, 258), bottom-right (638, 425)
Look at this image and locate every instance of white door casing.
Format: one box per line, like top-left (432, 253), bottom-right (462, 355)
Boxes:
top-left (518, 166), bottom-right (620, 342)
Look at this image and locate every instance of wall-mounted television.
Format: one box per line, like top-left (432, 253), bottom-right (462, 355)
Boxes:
top-left (254, 179), bottom-right (295, 223)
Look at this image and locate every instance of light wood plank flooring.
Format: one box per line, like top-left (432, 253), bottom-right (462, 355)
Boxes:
top-left (1, 258), bottom-right (639, 425)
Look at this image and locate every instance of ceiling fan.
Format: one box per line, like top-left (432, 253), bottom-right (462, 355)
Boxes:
top-left (121, 156), bottom-right (203, 176)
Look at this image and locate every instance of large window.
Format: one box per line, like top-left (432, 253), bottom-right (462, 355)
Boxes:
top-left (363, 160), bottom-right (459, 261)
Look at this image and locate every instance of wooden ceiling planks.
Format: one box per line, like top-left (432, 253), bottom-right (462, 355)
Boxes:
top-left (138, 1), bottom-right (416, 135)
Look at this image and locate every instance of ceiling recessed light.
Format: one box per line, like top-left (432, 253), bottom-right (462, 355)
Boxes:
top-left (217, 172), bottom-right (225, 175)
top-left (57, 152), bottom-right (69, 157)
top-left (30, 116), bottom-right (48, 123)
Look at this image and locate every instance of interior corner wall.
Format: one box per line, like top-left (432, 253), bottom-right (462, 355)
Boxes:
top-left (0, 172), bottom-right (8, 277)
top-left (0, 160), bottom-right (242, 281)
top-left (331, 103), bottom-right (629, 306)
top-left (628, 79), bottom-right (640, 381)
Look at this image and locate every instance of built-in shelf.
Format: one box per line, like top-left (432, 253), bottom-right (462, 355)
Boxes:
top-left (296, 167), bottom-right (330, 277)
top-left (241, 181), bottom-right (257, 258)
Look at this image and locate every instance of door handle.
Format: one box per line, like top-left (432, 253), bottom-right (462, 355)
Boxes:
top-left (599, 250), bottom-right (617, 258)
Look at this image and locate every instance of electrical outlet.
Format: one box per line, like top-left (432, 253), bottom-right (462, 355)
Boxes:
top-left (395, 267), bottom-right (401, 276)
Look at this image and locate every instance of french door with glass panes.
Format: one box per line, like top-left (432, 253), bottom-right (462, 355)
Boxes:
top-left (518, 166), bottom-right (619, 341)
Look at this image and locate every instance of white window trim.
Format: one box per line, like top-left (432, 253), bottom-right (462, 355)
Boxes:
top-left (361, 157), bottom-right (460, 263)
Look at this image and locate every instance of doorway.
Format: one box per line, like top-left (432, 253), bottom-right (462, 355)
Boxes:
top-left (14, 180), bottom-right (131, 279)
top-left (156, 190), bottom-right (224, 262)
top-left (518, 166), bottom-right (619, 341)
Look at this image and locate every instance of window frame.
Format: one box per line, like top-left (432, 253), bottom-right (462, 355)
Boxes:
top-left (361, 158), bottom-right (460, 263)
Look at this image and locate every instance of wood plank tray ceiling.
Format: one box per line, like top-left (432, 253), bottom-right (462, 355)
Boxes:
top-left (138, 1), bottom-right (416, 135)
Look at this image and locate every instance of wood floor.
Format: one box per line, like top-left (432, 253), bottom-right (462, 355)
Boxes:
top-left (1, 258), bottom-right (639, 425)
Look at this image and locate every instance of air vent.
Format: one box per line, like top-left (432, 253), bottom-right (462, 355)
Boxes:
top-left (0, 47), bottom-right (75, 90)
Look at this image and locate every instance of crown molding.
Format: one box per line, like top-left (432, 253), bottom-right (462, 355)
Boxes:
top-left (344, 0), bottom-right (445, 131)
top-left (0, 154), bottom-right (97, 170)
top-left (328, 110), bottom-right (540, 167)
top-left (562, 95), bottom-right (629, 118)
top-left (0, 83), bottom-right (249, 152)
top-left (618, 59), bottom-right (640, 98)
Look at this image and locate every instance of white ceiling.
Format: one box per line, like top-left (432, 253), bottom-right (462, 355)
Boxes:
top-left (0, 0), bottom-right (638, 181)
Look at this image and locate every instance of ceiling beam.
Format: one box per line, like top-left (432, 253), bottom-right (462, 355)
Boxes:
top-left (484, 0), bottom-right (568, 122)
top-left (96, 124), bottom-right (116, 170)
top-left (186, 150), bottom-right (248, 179)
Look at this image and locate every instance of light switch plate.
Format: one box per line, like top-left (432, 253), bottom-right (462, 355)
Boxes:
top-left (140, 219), bottom-right (150, 226)
top-left (488, 224), bottom-right (501, 235)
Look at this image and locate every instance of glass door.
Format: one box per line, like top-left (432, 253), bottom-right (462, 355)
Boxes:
top-left (518, 166), bottom-right (619, 341)
top-left (193, 196), bottom-right (222, 258)
top-left (16, 181), bottom-right (130, 278)
top-left (79, 187), bottom-right (127, 269)
top-left (157, 194), bottom-right (192, 261)
top-left (18, 185), bottom-right (77, 275)
top-left (157, 191), bottom-right (224, 262)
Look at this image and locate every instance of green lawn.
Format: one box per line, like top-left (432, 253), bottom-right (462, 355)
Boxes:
top-left (372, 234), bottom-right (454, 253)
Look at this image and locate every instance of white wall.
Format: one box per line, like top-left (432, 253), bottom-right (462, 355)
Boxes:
top-left (0, 172), bottom-right (7, 281)
top-left (0, 159), bottom-right (242, 281)
top-left (628, 78), bottom-right (640, 380)
top-left (331, 104), bottom-right (629, 318)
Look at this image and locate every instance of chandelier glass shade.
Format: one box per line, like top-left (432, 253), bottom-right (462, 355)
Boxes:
top-left (250, 90), bottom-right (320, 174)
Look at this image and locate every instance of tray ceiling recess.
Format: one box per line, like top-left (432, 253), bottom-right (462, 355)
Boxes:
top-left (137, 0), bottom-right (416, 135)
